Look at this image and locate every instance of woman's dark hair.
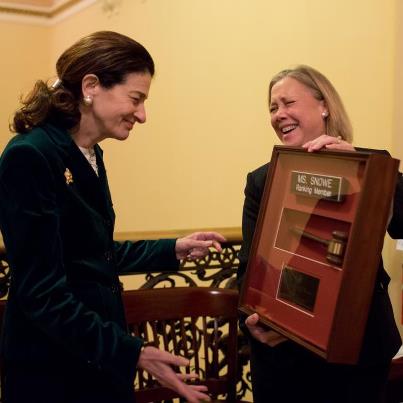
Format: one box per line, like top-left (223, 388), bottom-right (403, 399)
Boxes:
top-left (12, 31), bottom-right (155, 133)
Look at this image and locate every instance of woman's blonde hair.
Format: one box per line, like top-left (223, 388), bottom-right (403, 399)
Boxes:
top-left (268, 65), bottom-right (353, 143)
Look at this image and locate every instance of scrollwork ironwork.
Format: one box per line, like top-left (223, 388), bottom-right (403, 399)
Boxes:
top-left (133, 239), bottom-right (251, 400)
top-left (137, 241), bottom-right (241, 290)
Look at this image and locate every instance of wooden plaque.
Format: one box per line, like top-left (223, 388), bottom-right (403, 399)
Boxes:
top-left (239, 146), bottom-right (399, 364)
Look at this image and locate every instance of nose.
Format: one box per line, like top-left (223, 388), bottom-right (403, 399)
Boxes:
top-left (270, 106), bottom-right (286, 127)
top-left (273, 105), bottom-right (287, 121)
top-left (134, 103), bottom-right (146, 124)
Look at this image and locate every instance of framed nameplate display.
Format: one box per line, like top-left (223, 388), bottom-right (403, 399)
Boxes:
top-left (239, 146), bottom-right (399, 364)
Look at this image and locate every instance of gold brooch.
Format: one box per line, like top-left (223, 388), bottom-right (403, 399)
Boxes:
top-left (64, 168), bottom-right (73, 185)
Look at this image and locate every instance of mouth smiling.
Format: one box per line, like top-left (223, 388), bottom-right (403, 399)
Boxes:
top-left (124, 119), bottom-right (135, 130)
top-left (281, 124), bottom-right (298, 134)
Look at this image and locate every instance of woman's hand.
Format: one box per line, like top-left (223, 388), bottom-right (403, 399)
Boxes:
top-left (137, 346), bottom-right (210, 402)
top-left (245, 313), bottom-right (287, 347)
top-left (302, 134), bottom-right (355, 152)
top-left (175, 231), bottom-right (226, 260)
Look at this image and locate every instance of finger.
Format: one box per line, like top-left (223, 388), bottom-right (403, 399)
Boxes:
top-left (302, 138), bottom-right (327, 149)
top-left (189, 247), bottom-right (210, 258)
top-left (324, 143), bottom-right (343, 150)
top-left (265, 331), bottom-right (288, 347)
top-left (303, 135), bottom-right (338, 152)
top-left (175, 381), bottom-right (211, 402)
top-left (176, 372), bottom-right (199, 381)
top-left (155, 349), bottom-right (190, 366)
top-left (173, 376), bottom-right (208, 391)
top-left (307, 141), bottom-right (328, 151)
top-left (208, 232), bottom-right (226, 242)
top-left (302, 140), bottom-right (313, 149)
top-left (302, 142), bottom-right (323, 152)
top-left (306, 145), bottom-right (324, 152)
top-left (245, 313), bottom-right (259, 326)
top-left (185, 390), bottom-right (211, 403)
top-left (250, 327), bottom-right (275, 344)
top-left (192, 231), bottom-right (226, 242)
top-left (211, 240), bottom-right (223, 252)
top-left (189, 385), bottom-right (209, 392)
top-left (325, 143), bottom-right (355, 151)
top-left (189, 239), bottom-right (213, 249)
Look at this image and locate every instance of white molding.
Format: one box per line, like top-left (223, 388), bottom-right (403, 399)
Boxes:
top-left (51, 0), bottom-right (96, 24)
top-left (0, 0), bottom-right (96, 25)
top-left (0, 2), bottom-right (50, 12)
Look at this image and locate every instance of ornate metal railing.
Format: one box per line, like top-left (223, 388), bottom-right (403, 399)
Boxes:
top-left (115, 228), bottom-right (251, 400)
top-left (0, 227), bottom-right (251, 400)
top-left (140, 239), bottom-right (240, 290)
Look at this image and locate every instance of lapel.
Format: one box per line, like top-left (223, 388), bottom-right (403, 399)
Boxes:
top-left (94, 145), bottom-right (115, 221)
top-left (43, 123), bottom-right (114, 221)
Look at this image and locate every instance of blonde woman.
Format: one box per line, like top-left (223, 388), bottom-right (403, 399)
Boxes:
top-left (238, 65), bottom-right (401, 403)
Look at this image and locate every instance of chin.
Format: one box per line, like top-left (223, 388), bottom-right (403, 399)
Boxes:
top-left (114, 130), bottom-right (131, 141)
top-left (283, 139), bottom-right (300, 147)
top-left (282, 133), bottom-right (304, 147)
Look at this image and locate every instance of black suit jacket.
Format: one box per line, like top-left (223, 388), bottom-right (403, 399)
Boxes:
top-left (238, 157), bottom-right (402, 365)
top-left (0, 123), bottom-right (179, 400)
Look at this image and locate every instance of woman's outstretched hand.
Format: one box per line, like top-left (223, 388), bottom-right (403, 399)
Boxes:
top-left (175, 231), bottom-right (226, 260)
top-left (302, 134), bottom-right (355, 152)
top-left (137, 346), bottom-right (210, 402)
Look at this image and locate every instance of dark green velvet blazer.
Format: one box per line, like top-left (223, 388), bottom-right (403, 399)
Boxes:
top-left (0, 123), bottom-right (178, 399)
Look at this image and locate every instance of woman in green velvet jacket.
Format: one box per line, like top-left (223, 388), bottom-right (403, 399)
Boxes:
top-left (0, 31), bottom-right (222, 403)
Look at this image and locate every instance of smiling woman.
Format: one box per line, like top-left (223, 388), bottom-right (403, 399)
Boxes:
top-left (269, 77), bottom-right (328, 146)
top-left (268, 65), bottom-right (353, 144)
top-left (0, 31), bottom-right (223, 403)
top-left (76, 71), bottom-right (151, 145)
top-left (238, 65), bottom-right (401, 403)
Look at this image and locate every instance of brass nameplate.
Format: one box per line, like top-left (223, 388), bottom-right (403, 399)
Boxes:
top-left (290, 171), bottom-right (345, 202)
top-left (278, 265), bottom-right (319, 312)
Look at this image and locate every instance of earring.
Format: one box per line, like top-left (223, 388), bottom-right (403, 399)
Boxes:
top-left (83, 95), bottom-right (93, 106)
top-left (322, 111), bottom-right (328, 118)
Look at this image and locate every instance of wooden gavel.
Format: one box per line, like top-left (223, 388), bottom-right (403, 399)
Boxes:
top-left (291, 226), bottom-right (348, 266)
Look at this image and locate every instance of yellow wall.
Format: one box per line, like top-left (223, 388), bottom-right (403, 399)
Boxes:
top-left (0, 0), bottom-right (402, 333)
top-left (1, 0), bottom-right (397, 231)
top-left (45, 0), bottom-right (397, 232)
top-left (0, 22), bottom-right (50, 150)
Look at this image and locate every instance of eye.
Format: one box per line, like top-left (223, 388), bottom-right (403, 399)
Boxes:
top-left (285, 100), bottom-right (295, 106)
top-left (269, 105), bottom-right (278, 113)
top-left (131, 97), bottom-right (140, 105)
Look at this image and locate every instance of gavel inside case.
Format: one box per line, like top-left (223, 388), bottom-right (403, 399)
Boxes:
top-left (239, 146), bottom-right (399, 364)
